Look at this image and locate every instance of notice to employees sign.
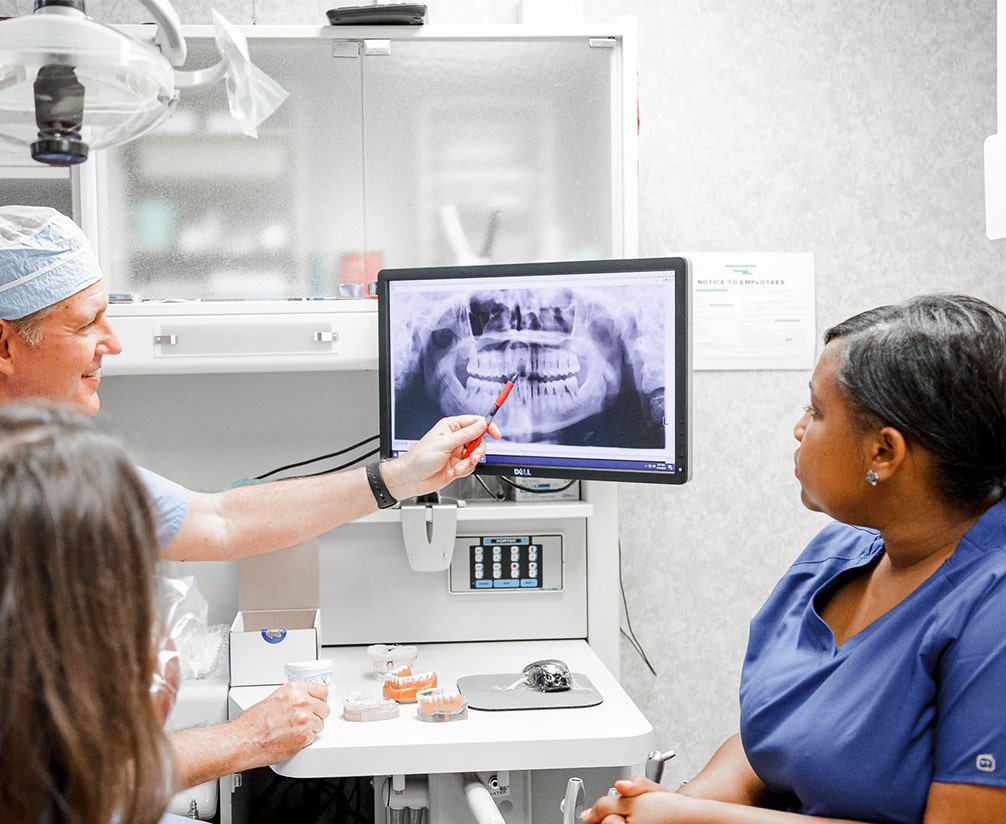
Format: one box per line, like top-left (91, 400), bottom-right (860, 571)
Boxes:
top-left (684, 252), bottom-right (815, 371)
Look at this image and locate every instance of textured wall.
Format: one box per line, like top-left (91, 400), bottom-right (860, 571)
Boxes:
top-left (600, 0), bottom-right (1006, 786)
top-left (7, 0), bottom-right (1005, 788)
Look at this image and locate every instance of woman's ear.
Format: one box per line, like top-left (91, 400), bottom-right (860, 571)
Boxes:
top-left (867, 425), bottom-right (908, 483)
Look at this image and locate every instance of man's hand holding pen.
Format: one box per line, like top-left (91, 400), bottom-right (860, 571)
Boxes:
top-left (463, 372), bottom-right (519, 459)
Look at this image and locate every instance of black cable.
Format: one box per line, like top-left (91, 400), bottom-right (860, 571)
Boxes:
top-left (254, 434), bottom-right (379, 480)
top-left (621, 626), bottom-right (651, 665)
top-left (618, 540), bottom-right (658, 676)
top-left (472, 472), bottom-right (507, 501)
top-left (300, 446), bottom-right (380, 477)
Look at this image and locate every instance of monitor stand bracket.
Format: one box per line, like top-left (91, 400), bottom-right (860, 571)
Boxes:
top-left (400, 492), bottom-right (458, 572)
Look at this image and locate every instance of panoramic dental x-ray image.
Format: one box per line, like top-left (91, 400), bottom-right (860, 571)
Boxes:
top-left (390, 283), bottom-right (668, 450)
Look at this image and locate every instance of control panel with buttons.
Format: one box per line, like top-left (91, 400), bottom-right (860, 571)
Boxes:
top-left (448, 534), bottom-right (564, 594)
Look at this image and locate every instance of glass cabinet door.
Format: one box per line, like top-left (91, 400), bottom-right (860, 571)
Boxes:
top-left (0, 166), bottom-right (73, 215)
top-left (92, 35), bottom-right (367, 301)
top-left (0, 139), bottom-right (74, 216)
top-left (359, 36), bottom-right (619, 269)
top-left (84, 28), bottom-right (629, 301)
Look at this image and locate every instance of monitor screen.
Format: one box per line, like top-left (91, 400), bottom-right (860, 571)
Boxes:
top-left (378, 257), bottom-right (691, 485)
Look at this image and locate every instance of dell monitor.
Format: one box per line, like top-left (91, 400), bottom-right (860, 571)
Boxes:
top-left (378, 257), bottom-right (690, 485)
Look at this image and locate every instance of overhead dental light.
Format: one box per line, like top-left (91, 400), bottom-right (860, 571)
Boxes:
top-left (0, 0), bottom-right (286, 166)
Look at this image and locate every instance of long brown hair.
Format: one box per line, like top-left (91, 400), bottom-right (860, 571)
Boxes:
top-left (0, 403), bottom-right (172, 824)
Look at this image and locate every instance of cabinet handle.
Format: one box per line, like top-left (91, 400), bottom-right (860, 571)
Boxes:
top-left (363, 39), bottom-right (391, 56)
top-left (153, 335), bottom-right (178, 345)
top-left (313, 331), bottom-right (339, 343)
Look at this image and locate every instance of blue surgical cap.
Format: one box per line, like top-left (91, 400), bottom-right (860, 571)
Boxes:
top-left (0, 206), bottom-right (101, 320)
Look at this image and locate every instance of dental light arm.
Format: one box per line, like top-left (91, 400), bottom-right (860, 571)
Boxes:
top-left (138, 0), bottom-right (187, 66)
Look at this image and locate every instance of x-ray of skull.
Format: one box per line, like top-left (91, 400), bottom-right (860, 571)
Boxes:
top-left (389, 283), bottom-right (668, 449)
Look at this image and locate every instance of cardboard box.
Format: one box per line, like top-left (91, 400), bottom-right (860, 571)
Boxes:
top-left (229, 608), bottom-right (321, 686)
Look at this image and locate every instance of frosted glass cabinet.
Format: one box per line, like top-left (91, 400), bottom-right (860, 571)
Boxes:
top-left (0, 140), bottom-right (74, 215)
top-left (80, 22), bottom-right (638, 301)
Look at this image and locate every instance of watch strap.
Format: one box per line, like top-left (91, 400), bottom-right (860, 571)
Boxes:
top-left (365, 461), bottom-right (398, 509)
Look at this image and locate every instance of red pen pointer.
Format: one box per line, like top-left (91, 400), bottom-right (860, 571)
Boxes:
top-left (462, 372), bottom-right (519, 459)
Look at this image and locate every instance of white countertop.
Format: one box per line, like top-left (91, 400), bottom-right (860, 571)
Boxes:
top-left (229, 639), bottom-right (654, 778)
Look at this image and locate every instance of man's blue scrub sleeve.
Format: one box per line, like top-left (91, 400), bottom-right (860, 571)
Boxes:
top-left (136, 466), bottom-right (189, 548)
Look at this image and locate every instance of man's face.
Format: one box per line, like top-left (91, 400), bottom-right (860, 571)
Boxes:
top-left (0, 281), bottom-right (121, 415)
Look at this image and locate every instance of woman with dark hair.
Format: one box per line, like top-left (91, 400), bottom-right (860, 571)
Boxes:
top-left (0, 403), bottom-right (179, 824)
top-left (584, 294), bottom-right (1006, 824)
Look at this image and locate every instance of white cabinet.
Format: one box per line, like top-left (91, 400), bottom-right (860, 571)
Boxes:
top-left (80, 22), bottom-right (638, 312)
top-left (86, 29), bottom-right (641, 822)
top-left (88, 25), bottom-right (637, 653)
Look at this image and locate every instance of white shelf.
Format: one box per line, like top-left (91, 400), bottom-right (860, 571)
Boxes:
top-left (229, 640), bottom-right (653, 778)
top-left (106, 298), bottom-right (377, 317)
top-left (357, 499), bottom-right (593, 524)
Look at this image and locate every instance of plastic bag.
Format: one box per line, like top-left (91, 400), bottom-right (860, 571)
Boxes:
top-left (155, 575), bottom-right (229, 681)
top-left (211, 9), bottom-right (289, 138)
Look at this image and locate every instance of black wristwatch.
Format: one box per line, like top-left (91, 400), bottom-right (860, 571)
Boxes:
top-left (365, 461), bottom-right (398, 509)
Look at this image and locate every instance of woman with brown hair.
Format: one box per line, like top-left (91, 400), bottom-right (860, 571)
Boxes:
top-left (0, 403), bottom-right (179, 824)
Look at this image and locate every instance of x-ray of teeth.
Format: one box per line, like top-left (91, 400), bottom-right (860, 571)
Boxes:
top-left (390, 283), bottom-right (668, 449)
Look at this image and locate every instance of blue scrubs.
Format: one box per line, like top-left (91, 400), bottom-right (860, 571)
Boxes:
top-left (136, 466), bottom-right (189, 548)
top-left (740, 498), bottom-right (1006, 824)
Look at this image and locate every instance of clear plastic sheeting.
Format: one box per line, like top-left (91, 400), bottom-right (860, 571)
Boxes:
top-left (155, 575), bottom-right (229, 681)
top-left (210, 10), bottom-right (288, 139)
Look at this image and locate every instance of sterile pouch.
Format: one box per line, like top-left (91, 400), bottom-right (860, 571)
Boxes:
top-left (155, 575), bottom-right (229, 681)
top-left (211, 10), bottom-right (289, 138)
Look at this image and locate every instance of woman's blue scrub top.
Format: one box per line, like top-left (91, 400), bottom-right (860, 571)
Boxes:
top-left (740, 498), bottom-right (1006, 823)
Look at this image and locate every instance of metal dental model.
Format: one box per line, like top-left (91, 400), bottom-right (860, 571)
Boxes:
top-left (521, 659), bottom-right (573, 693)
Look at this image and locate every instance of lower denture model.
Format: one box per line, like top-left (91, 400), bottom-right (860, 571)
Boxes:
top-left (416, 687), bottom-right (468, 722)
top-left (383, 670), bottom-right (438, 702)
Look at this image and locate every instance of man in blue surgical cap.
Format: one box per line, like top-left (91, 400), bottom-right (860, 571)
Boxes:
top-left (0, 205), bottom-right (500, 791)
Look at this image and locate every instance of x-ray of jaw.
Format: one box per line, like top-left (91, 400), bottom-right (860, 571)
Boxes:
top-left (391, 285), bottom-right (668, 449)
